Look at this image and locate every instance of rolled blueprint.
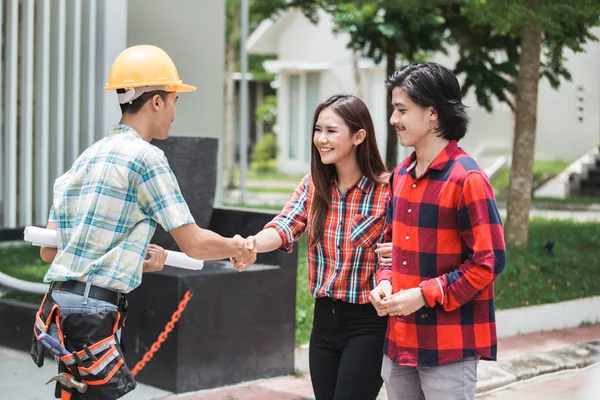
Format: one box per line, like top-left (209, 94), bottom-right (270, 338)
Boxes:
top-left (24, 226), bottom-right (204, 271)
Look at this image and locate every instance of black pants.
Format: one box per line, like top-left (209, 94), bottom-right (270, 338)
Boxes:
top-left (309, 297), bottom-right (388, 400)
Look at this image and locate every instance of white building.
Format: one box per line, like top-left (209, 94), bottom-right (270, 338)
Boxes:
top-left (248, 9), bottom-right (600, 176)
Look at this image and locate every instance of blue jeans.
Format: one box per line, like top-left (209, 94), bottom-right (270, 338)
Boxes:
top-left (48, 288), bottom-right (121, 352)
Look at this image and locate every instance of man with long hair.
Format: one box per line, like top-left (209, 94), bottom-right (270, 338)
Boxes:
top-left (370, 62), bottom-right (506, 400)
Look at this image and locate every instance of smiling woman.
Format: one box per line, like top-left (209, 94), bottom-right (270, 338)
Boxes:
top-left (230, 94), bottom-right (391, 400)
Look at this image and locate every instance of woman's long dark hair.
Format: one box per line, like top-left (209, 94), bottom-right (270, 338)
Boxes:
top-left (309, 94), bottom-right (387, 246)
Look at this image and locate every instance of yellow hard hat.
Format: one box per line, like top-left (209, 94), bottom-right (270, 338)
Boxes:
top-left (104, 45), bottom-right (196, 92)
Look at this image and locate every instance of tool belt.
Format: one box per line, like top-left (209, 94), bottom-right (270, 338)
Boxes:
top-left (30, 285), bottom-right (136, 399)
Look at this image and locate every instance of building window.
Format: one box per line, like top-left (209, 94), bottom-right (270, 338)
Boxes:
top-left (288, 74), bottom-right (300, 159)
top-left (304, 72), bottom-right (320, 162)
top-left (287, 72), bottom-right (321, 163)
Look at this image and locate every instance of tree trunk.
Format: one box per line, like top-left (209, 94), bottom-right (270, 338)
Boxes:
top-left (224, 18), bottom-right (238, 189)
top-left (385, 42), bottom-right (398, 168)
top-left (504, 0), bottom-right (542, 248)
top-left (352, 49), bottom-right (363, 99)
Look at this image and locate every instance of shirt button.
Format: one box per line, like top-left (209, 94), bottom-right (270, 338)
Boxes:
top-left (337, 245), bottom-right (341, 249)
top-left (405, 235), bottom-right (410, 240)
top-left (421, 314), bottom-right (428, 319)
top-left (412, 183), bottom-right (417, 188)
top-left (408, 208), bottom-right (412, 213)
top-left (402, 261), bottom-right (407, 266)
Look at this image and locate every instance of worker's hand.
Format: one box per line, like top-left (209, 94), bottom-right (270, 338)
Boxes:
top-left (231, 236), bottom-right (257, 272)
top-left (143, 244), bottom-right (168, 273)
top-left (375, 242), bottom-right (393, 266)
top-left (369, 280), bottom-right (393, 316)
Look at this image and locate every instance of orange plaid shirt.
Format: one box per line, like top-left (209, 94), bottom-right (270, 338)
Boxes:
top-left (266, 173), bottom-right (389, 304)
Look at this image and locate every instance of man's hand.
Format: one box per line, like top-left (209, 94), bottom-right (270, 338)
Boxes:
top-left (381, 287), bottom-right (426, 317)
top-left (143, 244), bottom-right (168, 273)
top-left (369, 280), bottom-right (393, 316)
top-left (375, 242), bottom-right (393, 266)
top-left (231, 236), bottom-right (257, 272)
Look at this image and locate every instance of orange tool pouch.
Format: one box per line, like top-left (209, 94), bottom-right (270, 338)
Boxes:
top-left (31, 293), bottom-right (136, 399)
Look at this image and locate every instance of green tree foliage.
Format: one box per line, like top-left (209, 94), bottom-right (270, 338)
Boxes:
top-left (252, 1), bottom-right (600, 247)
top-left (459, 0), bottom-right (600, 247)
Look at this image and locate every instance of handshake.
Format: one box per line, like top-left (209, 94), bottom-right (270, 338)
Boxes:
top-left (230, 235), bottom-right (258, 271)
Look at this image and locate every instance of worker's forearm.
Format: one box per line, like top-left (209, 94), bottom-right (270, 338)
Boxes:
top-left (189, 228), bottom-right (242, 260)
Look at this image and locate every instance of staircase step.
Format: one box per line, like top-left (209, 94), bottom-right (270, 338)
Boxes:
top-left (578, 189), bottom-right (600, 197)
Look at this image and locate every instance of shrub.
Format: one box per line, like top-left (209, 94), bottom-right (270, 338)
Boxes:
top-left (250, 133), bottom-right (278, 174)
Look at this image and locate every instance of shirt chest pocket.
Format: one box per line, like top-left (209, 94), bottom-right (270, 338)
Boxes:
top-left (350, 214), bottom-right (384, 248)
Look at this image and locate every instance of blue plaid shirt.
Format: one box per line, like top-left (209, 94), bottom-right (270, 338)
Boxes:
top-left (44, 125), bottom-right (195, 292)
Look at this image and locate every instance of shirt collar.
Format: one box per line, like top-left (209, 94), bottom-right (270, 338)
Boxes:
top-left (332, 174), bottom-right (372, 193)
top-left (403, 140), bottom-right (459, 173)
top-left (110, 124), bottom-right (143, 140)
top-left (355, 175), bottom-right (372, 192)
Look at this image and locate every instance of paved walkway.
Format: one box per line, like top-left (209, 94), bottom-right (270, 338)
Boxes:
top-left (479, 363), bottom-right (600, 400)
top-left (151, 324), bottom-right (600, 400)
top-left (0, 346), bottom-right (171, 400)
top-left (1, 324), bottom-right (599, 399)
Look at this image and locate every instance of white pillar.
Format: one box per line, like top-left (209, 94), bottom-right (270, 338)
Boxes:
top-left (95, 0), bottom-right (128, 141)
top-left (65, 0), bottom-right (82, 165)
top-left (19, 0), bottom-right (35, 226)
top-left (34, 0), bottom-right (51, 225)
top-left (82, 0), bottom-right (97, 148)
top-left (50, 0), bottom-right (66, 190)
top-left (4, 0), bottom-right (19, 227)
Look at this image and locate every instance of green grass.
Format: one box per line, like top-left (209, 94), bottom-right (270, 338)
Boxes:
top-left (3, 219), bottom-right (599, 346)
top-left (295, 237), bottom-right (313, 346)
top-left (492, 160), bottom-right (571, 197)
top-left (494, 218), bottom-right (600, 309)
top-left (291, 218), bottom-right (600, 344)
top-left (223, 203), bottom-right (283, 211)
top-left (533, 196), bottom-right (600, 206)
top-left (227, 168), bottom-right (306, 183)
top-left (246, 187), bottom-right (293, 194)
top-left (0, 244), bottom-right (48, 303)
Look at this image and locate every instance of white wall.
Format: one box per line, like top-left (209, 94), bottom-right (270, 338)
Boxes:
top-left (277, 9), bottom-right (351, 64)
top-left (536, 28), bottom-right (600, 161)
top-left (127, 0), bottom-right (225, 139)
top-left (127, 0), bottom-right (226, 203)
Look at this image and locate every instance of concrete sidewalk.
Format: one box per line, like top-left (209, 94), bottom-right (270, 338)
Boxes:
top-left (154, 324), bottom-right (600, 400)
top-left (2, 324), bottom-right (599, 400)
top-left (479, 363), bottom-right (600, 399)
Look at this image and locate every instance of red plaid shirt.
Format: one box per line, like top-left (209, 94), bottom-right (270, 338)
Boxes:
top-left (266, 173), bottom-right (389, 304)
top-left (377, 141), bottom-right (506, 367)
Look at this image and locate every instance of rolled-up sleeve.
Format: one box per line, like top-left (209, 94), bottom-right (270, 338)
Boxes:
top-left (376, 169), bottom-right (394, 284)
top-left (137, 151), bottom-right (195, 231)
top-left (264, 174), bottom-right (311, 253)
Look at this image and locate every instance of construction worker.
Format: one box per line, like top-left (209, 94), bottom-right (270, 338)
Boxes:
top-left (31, 45), bottom-right (257, 399)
